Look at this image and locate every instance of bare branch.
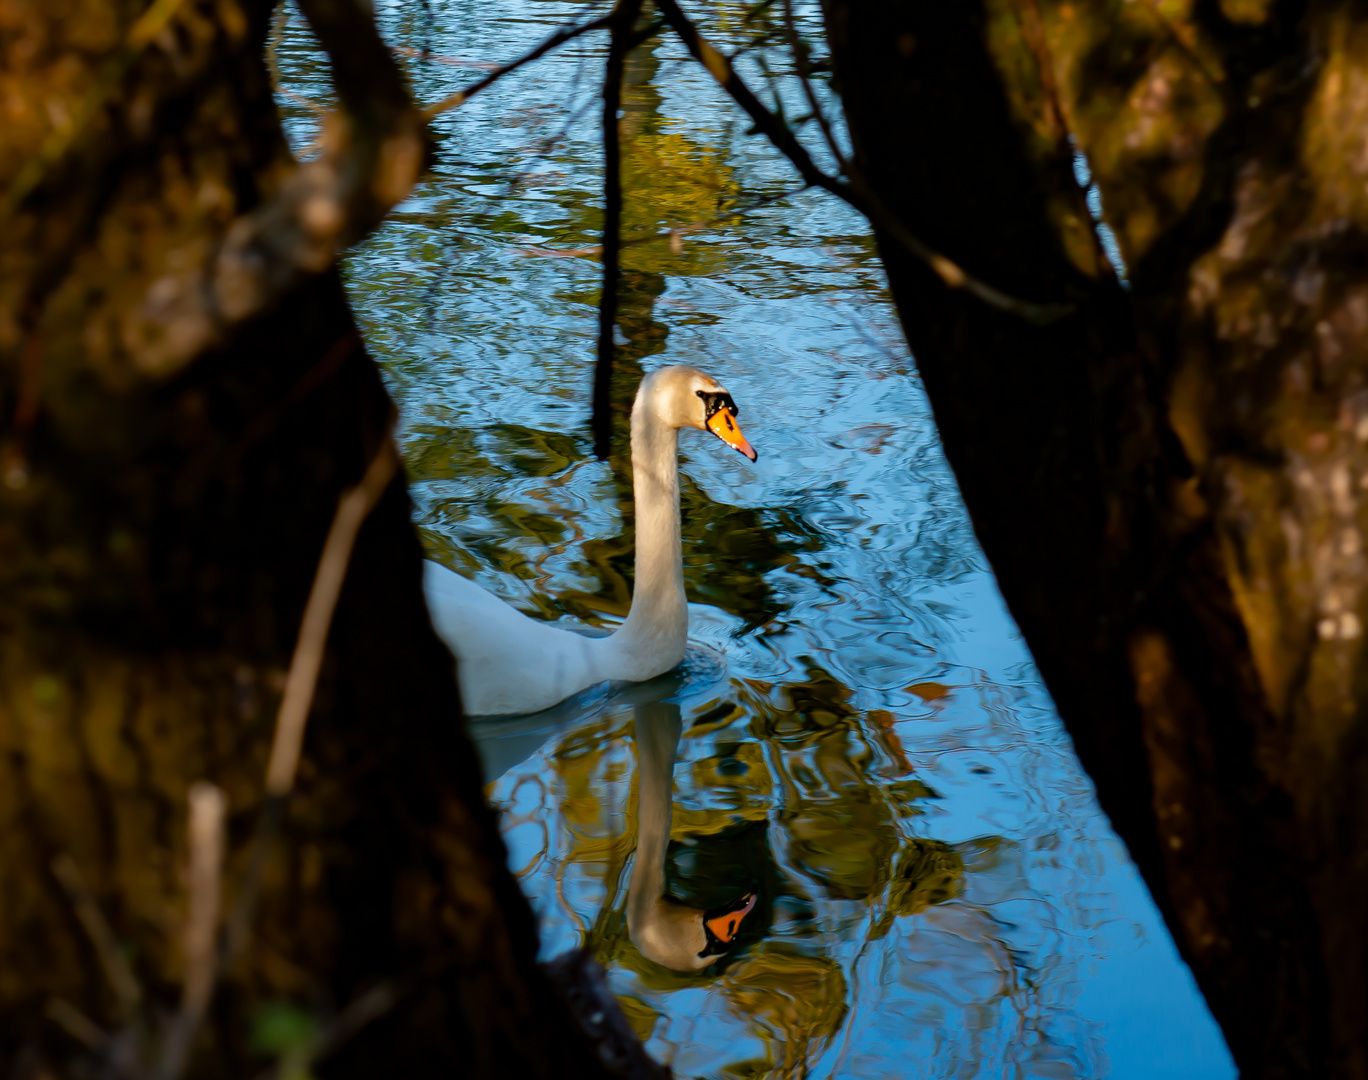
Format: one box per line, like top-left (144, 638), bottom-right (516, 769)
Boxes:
top-left (224, 428), bottom-right (400, 970)
top-left (155, 782), bottom-right (227, 1080)
top-left (391, 45), bottom-right (499, 70)
top-left (207, 0), bottom-right (429, 339)
top-left (779, 0), bottom-right (845, 169)
top-left (592, 0), bottom-right (646, 461)
top-left (44, 999), bottom-right (109, 1051)
top-left (517, 184), bottom-right (810, 258)
top-left (50, 855), bottom-right (143, 1020)
top-left (422, 14), bottom-right (615, 120)
top-left (265, 433), bottom-right (400, 796)
top-left (269, 4), bottom-right (327, 121)
top-left (653, 0), bottom-right (1074, 325)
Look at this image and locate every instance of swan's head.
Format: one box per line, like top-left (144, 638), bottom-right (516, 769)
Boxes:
top-left (632, 891), bottom-right (758, 972)
top-left (637, 365), bottom-right (758, 462)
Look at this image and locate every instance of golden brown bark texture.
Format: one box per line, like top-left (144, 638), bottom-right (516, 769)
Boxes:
top-left (0, 1), bottom-right (638, 1077)
top-left (822, 0), bottom-right (1366, 1075)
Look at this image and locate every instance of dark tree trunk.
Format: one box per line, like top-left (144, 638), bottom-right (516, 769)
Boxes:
top-left (0, 1), bottom-right (640, 1076)
top-left (822, 0), bottom-right (1366, 1075)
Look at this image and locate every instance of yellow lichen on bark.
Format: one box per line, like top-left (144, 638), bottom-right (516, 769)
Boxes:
top-left (1302, 12), bottom-right (1368, 229)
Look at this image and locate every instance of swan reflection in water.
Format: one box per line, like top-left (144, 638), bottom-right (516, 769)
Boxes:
top-left (628, 686), bottom-right (758, 971)
top-left (478, 662), bottom-right (1056, 1075)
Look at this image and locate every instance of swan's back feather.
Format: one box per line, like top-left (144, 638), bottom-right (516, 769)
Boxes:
top-left (423, 560), bottom-right (608, 716)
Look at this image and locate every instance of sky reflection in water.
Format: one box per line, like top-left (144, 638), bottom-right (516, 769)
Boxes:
top-left (275, 2), bottom-right (1236, 1075)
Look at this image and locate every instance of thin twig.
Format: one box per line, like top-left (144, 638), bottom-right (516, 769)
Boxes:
top-left (779, 0), bottom-right (845, 169)
top-left (517, 183), bottom-right (809, 258)
top-left (268, 2), bottom-right (327, 121)
top-left (264, 434), bottom-right (400, 796)
top-left (391, 45), bottom-right (498, 70)
top-left (422, 14), bottom-right (614, 120)
top-left (504, 94), bottom-right (600, 189)
top-left (653, 0), bottom-right (1074, 325)
top-left (249, 983), bottom-right (403, 1080)
top-left (50, 855), bottom-right (143, 1020)
top-left (224, 429), bottom-right (399, 968)
top-left (155, 782), bottom-right (227, 1080)
top-left (592, 0), bottom-right (645, 461)
top-left (295, 981), bottom-right (403, 1075)
top-left (44, 999), bottom-right (109, 1051)
top-left (246, 978), bottom-right (405, 1080)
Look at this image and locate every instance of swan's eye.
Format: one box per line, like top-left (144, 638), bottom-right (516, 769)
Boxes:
top-left (696, 389), bottom-right (739, 419)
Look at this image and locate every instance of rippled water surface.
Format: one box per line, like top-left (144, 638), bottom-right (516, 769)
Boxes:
top-left (276, 3), bottom-right (1235, 1076)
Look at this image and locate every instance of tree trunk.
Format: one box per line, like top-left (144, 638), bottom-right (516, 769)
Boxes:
top-left (822, 0), bottom-right (1365, 1074)
top-left (0, 1), bottom-right (642, 1076)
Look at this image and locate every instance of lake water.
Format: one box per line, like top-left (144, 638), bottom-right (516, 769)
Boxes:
top-left (274, 2), bottom-right (1236, 1076)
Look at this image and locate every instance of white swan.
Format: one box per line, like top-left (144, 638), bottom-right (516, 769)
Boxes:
top-left (423, 365), bottom-right (757, 717)
top-left (628, 697), bottom-right (756, 971)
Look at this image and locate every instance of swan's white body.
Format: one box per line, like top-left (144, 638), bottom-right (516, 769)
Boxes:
top-left (423, 365), bottom-right (754, 717)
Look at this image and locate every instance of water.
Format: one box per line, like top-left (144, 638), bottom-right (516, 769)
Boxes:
top-left (273, 3), bottom-right (1236, 1076)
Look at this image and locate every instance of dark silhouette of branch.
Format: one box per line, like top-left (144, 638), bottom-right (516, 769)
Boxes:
top-left (779, 0), bottom-right (845, 169)
top-left (653, 0), bottom-right (1073, 324)
top-left (592, 0), bottom-right (646, 461)
top-left (422, 14), bottom-right (615, 119)
top-left (268, 4), bottom-right (327, 119)
top-left (50, 855), bottom-right (144, 1020)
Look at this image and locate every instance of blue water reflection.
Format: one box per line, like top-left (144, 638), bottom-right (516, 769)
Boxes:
top-left (273, 1), bottom-right (1236, 1075)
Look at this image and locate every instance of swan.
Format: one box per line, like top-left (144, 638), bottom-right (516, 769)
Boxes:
top-left (628, 696), bottom-right (756, 971)
top-left (423, 365), bottom-right (757, 717)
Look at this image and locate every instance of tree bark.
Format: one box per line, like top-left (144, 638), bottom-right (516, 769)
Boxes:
top-left (822, 0), bottom-right (1365, 1074)
top-left (0, 1), bottom-right (644, 1076)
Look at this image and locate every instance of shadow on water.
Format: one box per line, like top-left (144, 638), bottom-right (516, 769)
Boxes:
top-left (270, 1), bottom-right (1238, 1077)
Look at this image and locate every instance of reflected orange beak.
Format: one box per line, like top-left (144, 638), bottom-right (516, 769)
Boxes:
top-left (706, 409), bottom-right (758, 462)
top-left (705, 893), bottom-right (757, 944)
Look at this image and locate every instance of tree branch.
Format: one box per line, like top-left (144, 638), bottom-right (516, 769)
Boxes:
top-left (593, 0), bottom-right (646, 461)
top-left (50, 855), bottom-right (144, 1021)
top-left (422, 14), bottom-right (615, 119)
top-left (779, 0), bottom-right (846, 170)
top-left (653, 0), bottom-right (1074, 324)
top-left (206, 0), bottom-right (429, 340)
top-left (155, 783), bottom-right (227, 1080)
top-left (225, 428), bottom-right (399, 968)
top-left (264, 431), bottom-right (400, 797)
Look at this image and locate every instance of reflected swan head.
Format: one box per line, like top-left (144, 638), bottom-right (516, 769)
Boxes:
top-left (637, 365), bottom-right (758, 462)
top-left (632, 891), bottom-right (757, 972)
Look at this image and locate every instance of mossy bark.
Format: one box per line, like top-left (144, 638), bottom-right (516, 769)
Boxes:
top-left (822, 0), bottom-right (1366, 1075)
top-left (0, 1), bottom-right (630, 1076)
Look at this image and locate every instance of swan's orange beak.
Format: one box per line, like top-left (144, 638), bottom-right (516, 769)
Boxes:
top-left (705, 893), bottom-right (757, 944)
top-left (706, 409), bottom-right (758, 462)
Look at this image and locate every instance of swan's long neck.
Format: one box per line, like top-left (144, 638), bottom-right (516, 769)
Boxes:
top-left (628, 703), bottom-right (680, 923)
top-left (609, 392), bottom-right (687, 674)
top-left (627, 702), bottom-right (705, 970)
